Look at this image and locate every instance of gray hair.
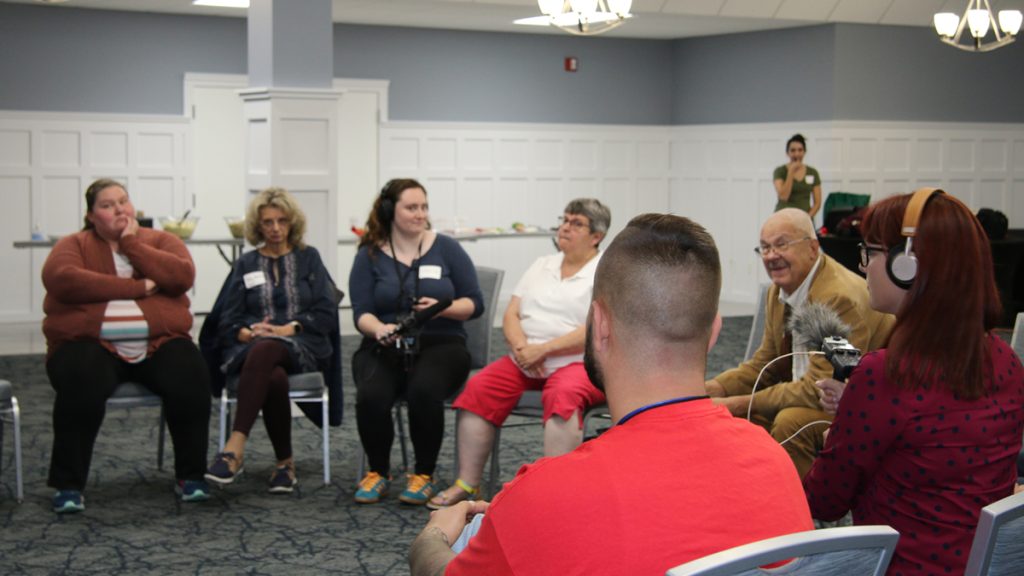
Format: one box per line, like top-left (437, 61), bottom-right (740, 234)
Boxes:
top-left (565, 198), bottom-right (611, 238)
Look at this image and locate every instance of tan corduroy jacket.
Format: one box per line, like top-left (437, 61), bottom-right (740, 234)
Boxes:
top-left (715, 254), bottom-right (895, 420)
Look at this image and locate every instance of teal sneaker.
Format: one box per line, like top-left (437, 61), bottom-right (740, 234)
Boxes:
top-left (176, 479), bottom-right (211, 503)
top-left (354, 472), bottom-right (390, 504)
top-left (52, 490), bottom-right (85, 514)
top-left (399, 473), bottom-right (437, 506)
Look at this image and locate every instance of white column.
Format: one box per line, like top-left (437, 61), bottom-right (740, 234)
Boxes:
top-left (241, 87), bottom-right (342, 277)
top-left (242, 0), bottom-right (340, 277)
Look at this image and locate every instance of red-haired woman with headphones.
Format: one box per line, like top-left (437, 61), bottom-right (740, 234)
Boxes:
top-left (349, 179), bottom-right (484, 506)
top-left (804, 189), bottom-right (1024, 574)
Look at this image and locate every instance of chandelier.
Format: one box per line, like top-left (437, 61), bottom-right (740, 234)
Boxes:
top-left (934, 0), bottom-right (1022, 52)
top-left (514, 0), bottom-right (633, 36)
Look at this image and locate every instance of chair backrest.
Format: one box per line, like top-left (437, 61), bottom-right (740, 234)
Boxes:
top-left (744, 282), bottom-right (771, 361)
top-left (665, 526), bottom-right (899, 576)
top-left (465, 266), bottom-right (504, 370)
top-left (1010, 312), bottom-right (1024, 362)
top-left (964, 490), bottom-right (1024, 576)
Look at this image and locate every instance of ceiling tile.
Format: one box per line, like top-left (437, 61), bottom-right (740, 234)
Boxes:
top-left (661, 0), bottom-right (727, 17)
top-left (881, 0), bottom-right (946, 26)
top-left (829, 0), bottom-right (893, 23)
top-left (720, 0), bottom-right (784, 19)
top-left (775, 0), bottom-right (841, 22)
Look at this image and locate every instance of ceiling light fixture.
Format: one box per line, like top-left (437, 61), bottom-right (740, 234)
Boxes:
top-left (514, 0), bottom-right (633, 36)
top-left (193, 0), bottom-right (250, 8)
top-left (934, 0), bottom-right (1021, 52)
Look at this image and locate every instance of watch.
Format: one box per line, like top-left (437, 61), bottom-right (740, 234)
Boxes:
top-left (290, 320), bottom-right (303, 334)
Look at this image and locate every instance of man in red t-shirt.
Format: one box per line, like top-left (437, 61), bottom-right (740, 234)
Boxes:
top-left (409, 214), bottom-right (814, 576)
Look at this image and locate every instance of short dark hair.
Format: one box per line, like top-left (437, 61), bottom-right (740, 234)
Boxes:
top-left (594, 213), bottom-right (721, 342)
top-left (786, 133), bottom-right (807, 152)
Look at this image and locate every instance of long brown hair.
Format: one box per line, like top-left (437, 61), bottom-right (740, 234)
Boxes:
top-left (359, 178), bottom-right (427, 255)
top-left (860, 192), bottom-right (1001, 399)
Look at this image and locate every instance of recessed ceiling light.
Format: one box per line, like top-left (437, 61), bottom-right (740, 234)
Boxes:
top-left (193, 0), bottom-right (250, 8)
top-left (33, 0), bottom-right (71, 4)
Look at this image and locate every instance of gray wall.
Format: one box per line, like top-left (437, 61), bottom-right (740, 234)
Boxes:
top-left (333, 25), bottom-right (674, 125)
top-left (672, 23), bottom-right (1024, 124)
top-left (2, 4), bottom-right (1023, 125)
top-left (0, 4), bottom-right (246, 115)
top-left (672, 26), bottom-right (837, 124)
top-left (832, 23), bottom-right (1024, 122)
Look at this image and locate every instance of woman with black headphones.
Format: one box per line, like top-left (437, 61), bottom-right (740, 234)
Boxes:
top-left (349, 178), bottom-right (484, 505)
top-left (804, 188), bottom-right (1024, 574)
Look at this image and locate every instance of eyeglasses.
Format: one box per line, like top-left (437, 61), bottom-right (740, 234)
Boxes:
top-left (858, 242), bottom-right (886, 268)
top-left (558, 216), bottom-right (591, 231)
top-left (754, 237), bottom-right (811, 257)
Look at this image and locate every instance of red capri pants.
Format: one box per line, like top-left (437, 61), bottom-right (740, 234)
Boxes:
top-left (452, 355), bottom-right (605, 428)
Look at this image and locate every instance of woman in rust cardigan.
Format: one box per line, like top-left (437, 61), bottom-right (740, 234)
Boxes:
top-left (42, 178), bottom-right (211, 514)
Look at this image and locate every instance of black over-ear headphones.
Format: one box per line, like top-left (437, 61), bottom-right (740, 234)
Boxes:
top-left (886, 187), bottom-right (944, 289)
top-left (376, 182), bottom-right (396, 229)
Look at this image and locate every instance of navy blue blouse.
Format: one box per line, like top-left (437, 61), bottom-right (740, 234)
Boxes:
top-left (349, 234), bottom-right (484, 339)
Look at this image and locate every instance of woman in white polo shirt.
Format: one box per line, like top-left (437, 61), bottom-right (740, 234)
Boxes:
top-left (428, 198), bottom-right (610, 509)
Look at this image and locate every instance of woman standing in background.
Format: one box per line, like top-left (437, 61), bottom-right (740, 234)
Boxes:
top-left (774, 133), bottom-right (822, 219)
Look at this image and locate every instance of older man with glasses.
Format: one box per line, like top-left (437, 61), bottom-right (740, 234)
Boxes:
top-left (705, 208), bottom-right (894, 478)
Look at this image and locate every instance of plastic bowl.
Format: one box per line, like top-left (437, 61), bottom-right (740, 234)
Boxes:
top-left (225, 217), bottom-right (245, 239)
top-left (160, 216), bottom-right (199, 240)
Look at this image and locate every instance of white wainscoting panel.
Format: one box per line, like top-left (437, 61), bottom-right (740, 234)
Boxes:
top-left (381, 122), bottom-right (674, 310)
top-left (0, 112), bottom-right (189, 322)
top-left (382, 120), bottom-right (1024, 309)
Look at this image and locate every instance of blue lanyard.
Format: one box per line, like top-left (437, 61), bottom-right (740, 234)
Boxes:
top-left (616, 395), bottom-right (709, 426)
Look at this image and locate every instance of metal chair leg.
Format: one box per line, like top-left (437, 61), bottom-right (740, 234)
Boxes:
top-left (12, 398), bottom-right (23, 503)
top-left (395, 403), bottom-right (410, 472)
top-left (488, 426), bottom-right (502, 498)
top-left (321, 390), bottom-right (330, 486)
top-left (157, 406), bottom-right (166, 471)
top-left (218, 388), bottom-right (229, 450)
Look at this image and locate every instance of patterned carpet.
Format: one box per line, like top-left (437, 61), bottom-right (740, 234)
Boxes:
top-left (0, 319), bottom-right (750, 575)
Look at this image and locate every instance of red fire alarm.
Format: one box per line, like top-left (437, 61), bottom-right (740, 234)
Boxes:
top-left (564, 57), bottom-right (578, 72)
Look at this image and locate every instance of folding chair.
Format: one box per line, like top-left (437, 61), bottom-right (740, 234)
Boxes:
top-left (964, 489), bottom-right (1024, 576)
top-left (665, 525), bottom-right (899, 576)
top-left (0, 379), bottom-right (23, 502)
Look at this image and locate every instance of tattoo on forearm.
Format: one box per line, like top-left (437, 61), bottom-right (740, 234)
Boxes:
top-left (429, 526), bottom-right (451, 548)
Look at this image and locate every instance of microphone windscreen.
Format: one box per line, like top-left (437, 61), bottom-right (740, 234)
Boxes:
top-left (787, 301), bottom-right (852, 350)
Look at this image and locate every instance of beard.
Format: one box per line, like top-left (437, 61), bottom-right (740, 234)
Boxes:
top-left (583, 318), bottom-right (605, 393)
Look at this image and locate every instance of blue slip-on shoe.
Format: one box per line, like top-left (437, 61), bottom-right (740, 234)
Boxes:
top-left (52, 490), bottom-right (85, 514)
top-left (176, 479), bottom-right (211, 503)
top-left (267, 466), bottom-right (298, 495)
top-left (354, 472), bottom-right (390, 504)
top-left (205, 452), bottom-right (243, 485)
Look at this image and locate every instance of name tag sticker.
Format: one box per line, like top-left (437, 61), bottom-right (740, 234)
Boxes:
top-left (805, 174), bottom-right (816, 185)
top-left (243, 271), bottom-right (266, 289)
top-left (419, 265), bottom-right (442, 280)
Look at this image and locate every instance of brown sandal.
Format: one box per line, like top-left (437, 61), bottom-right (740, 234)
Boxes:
top-left (426, 478), bottom-right (479, 510)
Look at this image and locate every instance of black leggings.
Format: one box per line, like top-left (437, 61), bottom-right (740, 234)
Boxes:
top-left (353, 335), bottom-right (470, 476)
top-left (47, 338), bottom-right (211, 491)
top-left (232, 339), bottom-right (295, 461)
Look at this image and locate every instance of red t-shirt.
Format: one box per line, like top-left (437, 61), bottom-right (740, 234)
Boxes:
top-left (804, 336), bottom-right (1024, 575)
top-left (446, 398), bottom-right (814, 575)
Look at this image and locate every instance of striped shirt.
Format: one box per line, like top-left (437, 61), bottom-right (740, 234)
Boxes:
top-left (99, 251), bottom-right (149, 363)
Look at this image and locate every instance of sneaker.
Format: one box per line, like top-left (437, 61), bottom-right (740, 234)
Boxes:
top-left (176, 479), bottom-right (211, 503)
top-left (399, 473), bottom-right (437, 506)
top-left (268, 465), bottom-right (298, 495)
top-left (205, 452), bottom-right (244, 485)
top-left (354, 472), bottom-right (390, 504)
top-left (52, 490), bottom-right (85, 514)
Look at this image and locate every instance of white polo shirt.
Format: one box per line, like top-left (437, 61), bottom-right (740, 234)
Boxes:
top-left (513, 251), bottom-right (602, 376)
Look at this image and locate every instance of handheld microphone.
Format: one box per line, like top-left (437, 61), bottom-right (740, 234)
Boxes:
top-left (787, 301), bottom-right (860, 380)
top-left (390, 298), bottom-right (452, 339)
